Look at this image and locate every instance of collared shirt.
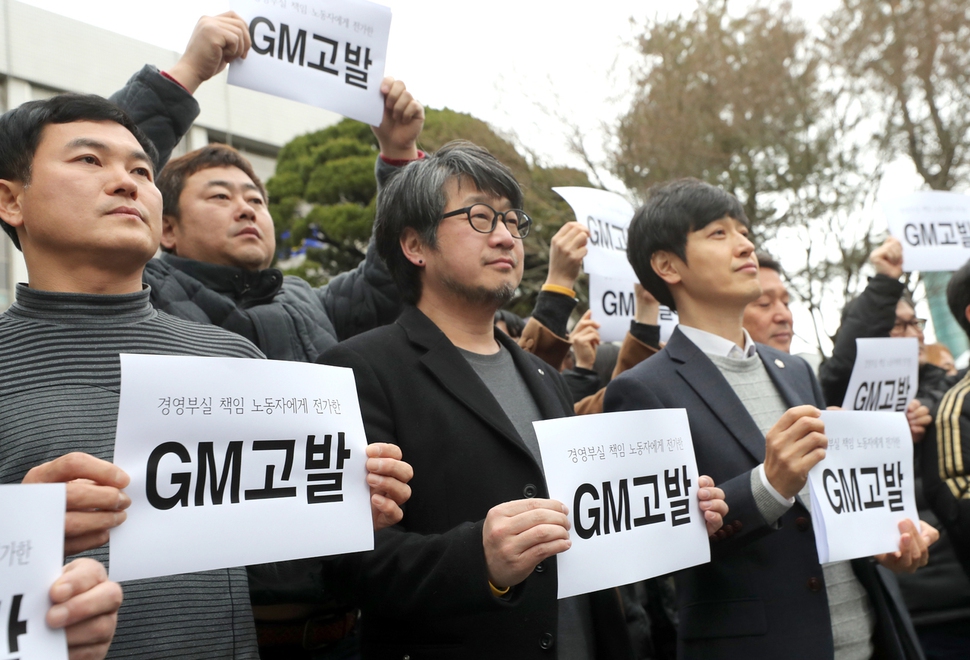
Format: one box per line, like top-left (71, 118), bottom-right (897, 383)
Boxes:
top-left (678, 324), bottom-right (793, 507)
top-left (678, 324), bottom-right (757, 359)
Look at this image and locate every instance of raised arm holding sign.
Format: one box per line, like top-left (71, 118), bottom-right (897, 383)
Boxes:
top-left (228, 0), bottom-right (392, 125)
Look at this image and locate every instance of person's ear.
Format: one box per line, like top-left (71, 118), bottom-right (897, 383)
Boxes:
top-left (160, 215), bottom-right (179, 253)
top-left (964, 303), bottom-right (970, 330)
top-left (651, 250), bottom-right (683, 286)
top-left (400, 227), bottom-right (427, 267)
top-left (0, 179), bottom-right (26, 231)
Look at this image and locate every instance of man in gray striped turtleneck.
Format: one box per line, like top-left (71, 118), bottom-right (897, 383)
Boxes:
top-left (606, 178), bottom-right (936, 660)
top-left (0, 93), bottom-right (411, 659)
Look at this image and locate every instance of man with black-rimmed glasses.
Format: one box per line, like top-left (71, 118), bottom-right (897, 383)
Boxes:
top-left (317, 141), bottom-right (727, 659)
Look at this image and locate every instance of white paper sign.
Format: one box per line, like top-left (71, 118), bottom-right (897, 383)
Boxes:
top-left (841, 338), bottom-right (919, 412)
top-left (228, 0), bottom-right (392, 125)
top-left (535, 409), bottom-right (710, 599)
top-left (553, 187), bottom-right (637, 281)
top-left (883, 191), bottom-right (970, 272)
top-left (587, 275), bottom-right (678, 344)
top-left (809, 411), bottom-right (920, 563)
top-left (110, 355), bottom-right (373, 582)
top-left (0, 484), bottom-right (68, 660)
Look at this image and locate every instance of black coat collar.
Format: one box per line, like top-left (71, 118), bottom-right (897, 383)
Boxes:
top-left (396, 306), bottom-right (566, 468)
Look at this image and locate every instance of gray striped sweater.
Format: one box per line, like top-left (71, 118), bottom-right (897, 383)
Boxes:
top-left (0, 284), bottom-right (263, 659)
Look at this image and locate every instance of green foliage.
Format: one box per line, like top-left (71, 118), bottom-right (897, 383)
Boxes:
top-left (268, 108), bottom-right (593, 316)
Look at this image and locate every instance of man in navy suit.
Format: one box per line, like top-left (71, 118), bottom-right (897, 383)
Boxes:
top-left (605, 178), bottom-right (937, 660)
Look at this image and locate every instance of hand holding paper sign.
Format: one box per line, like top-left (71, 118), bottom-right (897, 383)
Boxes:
top-left (365, 442), bottom-right (413, 530)
top-left (870, 236), bottom-right (904, 281)
top-left (370, 77), bottom-right (424, 160)
top-left (874, 518), bottom-right (938, 574)
top-left (763, 406), bottom-right (828, 499)
top-left (168, 13), bottom-right (253, 94)
top-left (546, 222), bottom-right (590, 290)
top-left (697, 475), bottom-right (728, 536)
top-left (22, 453), bottom-right (131, 556)
top-left (570, 310), bottom-right (601, 370)
top-left (906, 398), bottom-right (932, 443)
top-left (48, 559), bottom-right (122, 660)
top-left (482, 499), bottom-right (571, 590)
top-left (634, 283), bottom-right (661, 326)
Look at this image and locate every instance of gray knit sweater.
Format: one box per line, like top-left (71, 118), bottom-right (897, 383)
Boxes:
top-left (0, 284), bottom-right (263, 659)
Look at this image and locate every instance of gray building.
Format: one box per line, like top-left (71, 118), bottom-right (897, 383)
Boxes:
top-left (0, 0), bottom-right (341, 310)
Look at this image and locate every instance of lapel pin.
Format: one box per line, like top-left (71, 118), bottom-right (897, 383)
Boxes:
top-left (538, 368), bottom-right (545, 375)
top-left (774, 359), bottom-right (785, 369)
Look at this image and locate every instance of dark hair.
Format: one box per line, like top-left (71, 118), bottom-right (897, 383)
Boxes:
top-left (375, 140), bottom-right (523, 305)
top-left (626, 178), bottom-right (748, 310)
top-left (756, 252), bottom-right (783, 276)
top-left (156, 144), bottom-right (266, 253)
top-left (948, 258), bottom-right (970, 338)
top-left (0, 93), bottom-right (158, 251)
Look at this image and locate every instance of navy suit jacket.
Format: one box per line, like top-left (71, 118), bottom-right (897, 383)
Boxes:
top-left (604, 327), bottom-right (923, 660)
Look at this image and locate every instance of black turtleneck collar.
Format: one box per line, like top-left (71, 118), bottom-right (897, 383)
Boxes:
top-left (7, 283), bottom-right (156, 325)
top-left (159, 253), bottom-right (283, 304)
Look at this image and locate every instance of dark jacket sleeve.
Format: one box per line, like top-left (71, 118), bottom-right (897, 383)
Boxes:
top-left (921, 378), bottom-right (970, 578)
top-left (109, 65), bottom-right (201, 171)
top-left (316, 157), bottom-right (405, 341)
top-left (562, 368), bottom-right (601, 403)
top-left (819, 275), bottom-right (905, 407)
top-left (316, 343), bottom-right (514, 618)
top-left (516, 291), bottom-right (577, 370)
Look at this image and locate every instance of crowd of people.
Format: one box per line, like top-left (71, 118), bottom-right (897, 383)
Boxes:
top-left (0, 10), bottom-right (969, 660)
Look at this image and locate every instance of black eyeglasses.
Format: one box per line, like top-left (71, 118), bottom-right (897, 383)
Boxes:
top-left (893, 318), bottom-right (926, 331)
top-left (441, 203), bottom-right (532, 238)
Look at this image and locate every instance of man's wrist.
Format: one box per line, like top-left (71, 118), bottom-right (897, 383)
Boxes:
top-left (758, 464), bottom-right (796, 505)
top-left (379, 145), bottom-right (421, 162)
top-left (380, 149), bottom-right (424, 166)
top-left (541, 282), bottom-right (577, 298)
top-left (162, 62), bottom-right (202, 94)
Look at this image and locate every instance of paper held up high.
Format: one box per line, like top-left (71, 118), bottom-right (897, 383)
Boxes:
top-left (840, 337), bottom-right (919, 412)
top-left (0, 484), bottom-right (68, 660)
top-left (228, 0), bottom-right (392, 125)
top-left (883, 190), bottom-right (970, 272)
top-left (535, 409), bottom-right (710, 599)
top-left (110, 354), bottom-right (374, 582)
top-left (808, 411), bottom-right (920, 564)
top-left (552, 187), bottom-right (637, 281)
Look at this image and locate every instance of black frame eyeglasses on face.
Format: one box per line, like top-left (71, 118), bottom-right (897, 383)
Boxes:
top-left (441, 203), bottom-right (532, 239)
top-left (893, 318), bottom-right (927, 331)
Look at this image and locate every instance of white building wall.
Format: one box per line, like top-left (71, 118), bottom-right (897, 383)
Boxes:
top-left (0, 0), bottom-right (341, 310)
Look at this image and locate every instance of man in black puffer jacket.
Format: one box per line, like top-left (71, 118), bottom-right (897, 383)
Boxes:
top-left (108, 13), bottom-right (423, 362)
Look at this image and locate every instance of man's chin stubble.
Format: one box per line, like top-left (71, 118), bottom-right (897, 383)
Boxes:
top-left (441, 275), bottom-right (516, 308)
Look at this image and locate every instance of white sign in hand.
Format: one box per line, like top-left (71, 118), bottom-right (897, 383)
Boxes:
top-left (883, 190), bottom-right (970, 272)
top-left (0, 484), bottom-right (68, 660)
top-left (228, 0), bottom-right (392, 125)
top-left (552, 187), bottom-right (636, 281)
top-left (534, 409), bottom-right (709, 599)
top-left (110, 355), bottom-right (373, 582)
top-left (841, 338), bottom-right (919, 413)
top-left (809, 411), bottom-right (920, 563)
top-left (588, 275), bottom-right (678, 344)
